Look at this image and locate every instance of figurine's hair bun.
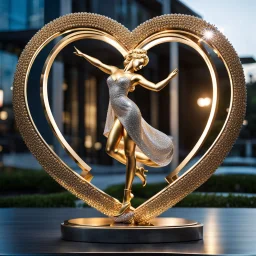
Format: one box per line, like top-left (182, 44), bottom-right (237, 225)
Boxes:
top-left (124, 48), bottom-right (149, 67)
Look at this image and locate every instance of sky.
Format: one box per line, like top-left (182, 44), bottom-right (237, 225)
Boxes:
top-left (181, 0), bottom-right (256, 82)
top-left (181, 0), bottom-right (256, 59)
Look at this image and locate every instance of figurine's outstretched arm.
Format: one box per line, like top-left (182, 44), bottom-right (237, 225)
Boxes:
top-left (134, 68), bottom-right (178, 92)
top-left (73, 47), bottom-right (117, 74)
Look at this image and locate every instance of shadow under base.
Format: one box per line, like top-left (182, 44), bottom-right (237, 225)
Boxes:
top-left (61, 217), bottom-right (203, 243)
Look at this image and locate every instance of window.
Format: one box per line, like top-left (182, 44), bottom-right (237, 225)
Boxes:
top-left (0, 51), bottom-right (18, 106)
top-left (0, 0), bottom-right (44, 31)
top-left (115, 0), bottom-right (152, 30)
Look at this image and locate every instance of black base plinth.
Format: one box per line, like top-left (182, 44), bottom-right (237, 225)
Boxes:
top-left (61, 217), bottom-right (203, 243)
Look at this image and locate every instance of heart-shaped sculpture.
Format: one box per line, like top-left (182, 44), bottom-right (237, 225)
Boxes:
top-left (13, 13), bottom-right (246, 223)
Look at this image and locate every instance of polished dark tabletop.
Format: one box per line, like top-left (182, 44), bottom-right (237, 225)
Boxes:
top-left (0, 207), bottom-right (256, 255)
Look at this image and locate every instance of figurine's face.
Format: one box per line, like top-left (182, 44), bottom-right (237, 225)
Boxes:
top-left (132, 58), bottom-right (146, 71)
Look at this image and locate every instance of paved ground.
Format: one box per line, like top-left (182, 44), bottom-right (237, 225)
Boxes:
top-left (2, 208), bottom-right (256, 254)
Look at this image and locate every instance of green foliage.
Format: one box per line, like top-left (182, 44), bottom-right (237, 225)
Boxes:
top-left (104, 174), bottom-right (256, 200)
top-left (1, 170), bottom-right (255, 196)
top-left (176, 194), bottom-right (256, 207)
top-left (196, 174), bottom-right (256, 193)
top-left (105, 182), bottom-right (166, 202)
top-left (0, 169), bottom-right (65, 194)
top-left (1, 169), bottom-right (256, 208)
top-left (103, 175), bottom-right (256, 208)
top-left (0, 192), bottom-right (76, 207)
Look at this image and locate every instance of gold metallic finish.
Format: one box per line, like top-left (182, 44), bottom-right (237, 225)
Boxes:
top-left (71, 33), bottom-right (215, 219)
top-left (13, 13), bottom-right (246, 222)
top-left (73, 46), bottom-right (178, 218)
top-left (66, 217), bottom-right (198, 227)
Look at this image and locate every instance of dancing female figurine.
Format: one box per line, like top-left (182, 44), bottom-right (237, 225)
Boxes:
top-left (74, 47), bottom-right (178, 217)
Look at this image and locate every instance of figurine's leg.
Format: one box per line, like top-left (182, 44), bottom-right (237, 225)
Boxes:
top-left (106, 119), bottom-right (147, 188)
top-left (115, 128), bottom-right (136, 216)
top-left (105, 118), bottom-right (126, 164)
top-left (106, 118), bottom-right (158, 167)
top-left (135, 152), bottom-right (159, 167)
top-left (123, 128), bottom-right (136, 190)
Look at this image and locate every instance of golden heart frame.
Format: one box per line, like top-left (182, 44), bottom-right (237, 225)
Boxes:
top-left (13, 13), bottom-right (246, 223)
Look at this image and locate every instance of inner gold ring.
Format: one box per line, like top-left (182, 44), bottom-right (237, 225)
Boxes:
top-left (136, 30), bottom-right (219, 181)
top-left (41, 30), bottom-right (218, 179)
top-left (41, 29), bottom-right (128, 174)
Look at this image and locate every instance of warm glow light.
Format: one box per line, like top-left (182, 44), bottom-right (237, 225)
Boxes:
top-left (204, 30), bottom-right (214, 40)
top-left (62, 82), bottom-right (68, 91)
top-left (205, 210), bottom-right (220, 254)
top-left (243, 120), bottom-right (248, 126)
top-left (0, 111), bottom-right (8, 120)
top-left (84, 135), bottom-right (92, 148)
top-left (197, 97), bottom-right (212, 107)
top-left (0, 90), bottom-right (3, 108)
top-left (0, 145), bottom-right (3, 152)
top-left (62, 112), bottom-right (70, 123)
top-left (94, 142), bottom-right (102, 150)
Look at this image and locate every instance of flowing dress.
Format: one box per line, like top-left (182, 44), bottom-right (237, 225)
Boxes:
top-left (103, 75), bottom-right (174, 167)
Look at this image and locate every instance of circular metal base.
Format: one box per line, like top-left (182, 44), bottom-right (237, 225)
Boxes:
top-left (61, 217), bottom-right (203, 243)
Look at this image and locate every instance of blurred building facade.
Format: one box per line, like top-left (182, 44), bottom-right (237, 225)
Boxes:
top-left (0, 0), bottom-right (226, 168)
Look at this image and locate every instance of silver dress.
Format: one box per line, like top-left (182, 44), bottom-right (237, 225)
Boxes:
top-left (103, 75), bottom-right (174, 167)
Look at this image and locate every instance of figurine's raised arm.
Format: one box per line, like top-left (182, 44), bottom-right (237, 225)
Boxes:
top-left (133, 68), bottom-right (178, 92)
top-left (73, 47), bottom-right (117, 74)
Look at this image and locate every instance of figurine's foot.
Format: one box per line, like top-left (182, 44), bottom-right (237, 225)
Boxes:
top-left (112, 208), bottom-right (134, 223)
top-left (114, 189), bottom-right (134, 217)
top-left (114, 202), bottom-right (131, 217)
top-left (135, 167), bottom-right (148, 187)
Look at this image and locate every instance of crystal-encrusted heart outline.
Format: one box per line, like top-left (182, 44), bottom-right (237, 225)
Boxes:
top-left (13, 13), bottom-right (246, 223)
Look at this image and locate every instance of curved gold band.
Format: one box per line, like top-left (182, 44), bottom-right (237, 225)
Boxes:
top-left (41, 29), bottom-right (128, 174)
top-left (136, 30), bottom-right (219, 181)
